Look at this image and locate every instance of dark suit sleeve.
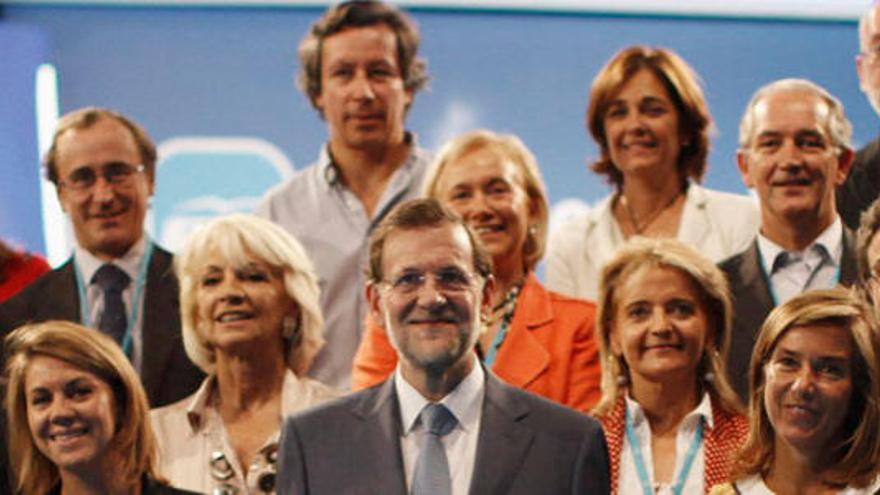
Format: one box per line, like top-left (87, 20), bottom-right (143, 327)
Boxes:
top-left (277, 416), bottom-right (309, 495)
top-left (572, 419), bottom-right (611, 495)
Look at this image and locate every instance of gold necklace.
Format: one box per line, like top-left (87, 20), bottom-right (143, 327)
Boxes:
top-left (620, 190), bottom-right (682, 235)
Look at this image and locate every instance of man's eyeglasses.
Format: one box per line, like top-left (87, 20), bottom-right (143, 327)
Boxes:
top-left (58, 162), bottom-right (146, 192)
top-left (381, 267), bottom-right (479, 296)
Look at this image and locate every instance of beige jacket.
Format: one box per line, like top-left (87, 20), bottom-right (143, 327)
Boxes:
top-left (151, 370), bottom-right (339, 494)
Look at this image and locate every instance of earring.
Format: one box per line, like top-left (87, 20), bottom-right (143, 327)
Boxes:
top-left (282, 315), bottom-right (298, 339)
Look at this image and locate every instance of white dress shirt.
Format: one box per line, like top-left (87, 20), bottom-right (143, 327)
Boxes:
top-left (395, 357), bottom-right (484, 495)
top-left (619, 393), bottom-right (712, 495)
top-left (74, 235), bottom-right (148, 371)
top-left (757, 217), bottom-right (843, 305)
top-left (734, 474), bottom-right (880, 494)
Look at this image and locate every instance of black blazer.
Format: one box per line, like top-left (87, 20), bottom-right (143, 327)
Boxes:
top-left (277, 369), bottom-right (611, 495)
top-left (0, 244), bottom-right (203, 407)
top-left (838, 136), bottom-right (880, 230)
top-left (719, 228), bottom-right (858, 401)
top-left (46, 476), bottom-right (201, 495)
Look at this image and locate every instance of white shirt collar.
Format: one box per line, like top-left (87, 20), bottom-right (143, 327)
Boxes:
top-left (757, 216), bottom-right (843, 274)
top-left (184, 369), bottom-right (308, 433)
top-left (74, 234), bottom-right (147, 285)
top-left (624, 391), bottom-right (714, 430)
top-left (395, 355), bottom-right (485, 436)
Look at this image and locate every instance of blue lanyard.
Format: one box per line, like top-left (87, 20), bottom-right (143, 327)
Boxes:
top-left (484, 316), bottom-right (511, 366)
top-left (624, 405), bottom-right (704, 495)
top-left (755, 245), bottom-right (841, 307)
top-left (74, 241), bottom-right (154, 356)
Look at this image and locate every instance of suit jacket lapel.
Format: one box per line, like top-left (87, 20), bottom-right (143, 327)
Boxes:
top-left (840, 226), bottom-right (858, 286)
top-left (493, 275), bottom-right (550, 390)
top-left (469, 373), bottom-right (535, 494)
top-left (352, 379), bottom-right (408, 494)
top-left (139, 245), bottom-right (179, 401)
top-left (737, 241), bottom-right (775, 329)
top-left (39, 259), bottom-right (80, 322)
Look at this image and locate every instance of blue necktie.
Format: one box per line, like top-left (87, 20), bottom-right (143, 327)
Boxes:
top-left (92, 263), bottom-right (130, 347)
top-left (412, 403), bottom-right (457, 495)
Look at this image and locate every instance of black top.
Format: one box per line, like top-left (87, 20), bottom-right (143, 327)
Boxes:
top-left (47, 475), bottom-right (201, 495)
top-left (838, 136), bottom-right (880, 230)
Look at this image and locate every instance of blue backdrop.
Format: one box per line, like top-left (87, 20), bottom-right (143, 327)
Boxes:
top-left (1, 5), bottom-right (874, 256)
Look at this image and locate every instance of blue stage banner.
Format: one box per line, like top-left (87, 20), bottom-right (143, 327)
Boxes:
top-left (0, 23), bottom-right (52, 255)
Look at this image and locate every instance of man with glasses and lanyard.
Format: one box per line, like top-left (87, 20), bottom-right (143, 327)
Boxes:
top-left (720, 79), bottom-right (858, 401)
top-left (0, 107), bottom-right (203, 408)
top-left (840, 2), bottom-right (880, 229)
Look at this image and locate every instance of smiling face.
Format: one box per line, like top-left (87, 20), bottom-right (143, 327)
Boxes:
top-left (763, 324), bottom-right (854, 459)
top-left (25, 355), bottom-right (117, 477)
top-left (603, 69), bottom-right (683, 181)
top-left (195, 248), bottom-right (295, 357)
top-left (368, 223), bottom-right (491, 376)
top-left (434, 146), bottom-right (536, 279)
top-left (316, 24), bottom-right (412, 153)
top-left (54, 117), bottom-right (153, 261)
top-left (737, 89), bottom-right (851, 231)
top-left (611, 264), bottom-right (710, 388)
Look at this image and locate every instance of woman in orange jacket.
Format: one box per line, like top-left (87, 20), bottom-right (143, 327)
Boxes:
top-left (352, 129), bottom-right (601, 411)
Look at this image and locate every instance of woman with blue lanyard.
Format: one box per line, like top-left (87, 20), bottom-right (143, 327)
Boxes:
top-left (352, 129), bottom-right (602, 411)
top-left (592, 237), bottom-right (746, 494)
top-left (713, 288), bottom-right (880, 494)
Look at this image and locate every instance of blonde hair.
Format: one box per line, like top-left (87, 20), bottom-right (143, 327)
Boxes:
top-left (591, 237), bottom-right (741, 416)
top-left (733, 288), bottom-right (880, 488)
top-left (422, 129), bottom-right (549, 272)
top-left (587, 45), bottom-right (713, 187)
top-left (175, 214), bottom-right (324, 376)
top-left (4, 321), bottom-right (159, 495)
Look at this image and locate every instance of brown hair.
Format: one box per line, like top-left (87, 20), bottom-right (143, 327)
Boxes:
top-left (587, 45), bottom-right (712, 187)
top-left (45, 107), bottom-right (157, 185)
top-left (367, 198), bottom-right (492, 284)
top-left (422, 130), bottom-right (549, 272)
top-left (297, 0), bottom-right (428, 114)
top-left (732, 288), bottom-right (880, 488)
top-left (591, 237), bottom-right (741, 417)
top-left (5, 321), bottom-right (160, 495)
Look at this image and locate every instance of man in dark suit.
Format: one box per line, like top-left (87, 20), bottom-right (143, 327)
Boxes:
top-left (840, 3), bottom-right (880, 229)
top-left (277, 199), bottom-right (610, 495)
top-left (722, 79), bottom-right (857, 400)
top-left (0, 107), bottom-right (202, 408)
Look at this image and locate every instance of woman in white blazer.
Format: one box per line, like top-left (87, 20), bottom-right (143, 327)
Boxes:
top-left (547, 46), bottom-right (758, 300)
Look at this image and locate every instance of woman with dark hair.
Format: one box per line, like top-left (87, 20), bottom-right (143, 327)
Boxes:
top-left (547, 46), bottom-right (759, 301)
top-left (4, 320), bottom-right (197, 495)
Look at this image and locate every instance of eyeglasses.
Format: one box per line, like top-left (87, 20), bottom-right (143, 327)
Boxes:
top-left (58, 162), bottom-right (146, 192)
top-left (381, 267), bottom-right (479, 296)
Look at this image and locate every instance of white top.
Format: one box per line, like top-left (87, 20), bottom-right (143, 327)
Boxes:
top-left (256, 136), bottom-right (431, 390)
top-left (151, 370), bottom-right (339, 494)
top-left (546, 184), bottom-right (760, 300)
top-left (735, 474), bottom-right (880, 494)
top-left (395, 357), bottom-right (484, 495)
top-left (756, 216), bottom-right (843, 305)
top-left (74, 234), bottom-right (148, 371)
top-left (619, 393), bottom-right (713, 495)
